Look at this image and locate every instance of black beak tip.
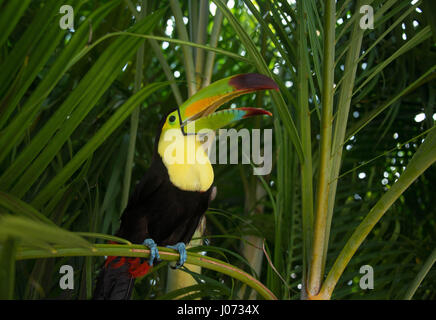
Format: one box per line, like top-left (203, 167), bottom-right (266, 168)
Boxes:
top-left (229, 73), bottom-right (279, 91)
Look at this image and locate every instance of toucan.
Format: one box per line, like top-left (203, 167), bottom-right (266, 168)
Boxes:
top-left (93, 73), bottom-right (278, 299)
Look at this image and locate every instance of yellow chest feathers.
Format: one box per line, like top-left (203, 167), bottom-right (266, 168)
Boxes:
top-left (157, 129), bottom-right (214, 192)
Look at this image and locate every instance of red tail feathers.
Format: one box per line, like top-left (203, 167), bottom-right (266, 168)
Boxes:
top-left (105, 241), bottom-right (152, 278)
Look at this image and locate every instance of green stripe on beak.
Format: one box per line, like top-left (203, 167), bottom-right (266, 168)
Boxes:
top-left (184, 108), bottom-right (272, 134)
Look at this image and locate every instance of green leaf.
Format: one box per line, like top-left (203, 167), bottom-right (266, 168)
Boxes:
top-left (32, 81), bottom-right (170, 208)
top-left (0, 0), bottom-right (67, 127)
top-left (0, 0), bottom-right (120, 165)
top-left (0, 237), bottom-right (17, 299)
top-left (0, 0), bottom-right (32, 48)
top-left (0, 215), bottom-right (92, 250)
top-left (0, 8), bottom-right (165, 198)
top-left (0, 191), bottom-right (54, 225)
top-left (404, 248), bottom-right (436, 299)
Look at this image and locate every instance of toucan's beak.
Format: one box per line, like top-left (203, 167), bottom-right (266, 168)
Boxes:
top-left (178, 73), bottom-right (278, 133)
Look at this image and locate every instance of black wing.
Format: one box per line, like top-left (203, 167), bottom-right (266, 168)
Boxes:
top-left (116, 158), bottom-right (164, 243)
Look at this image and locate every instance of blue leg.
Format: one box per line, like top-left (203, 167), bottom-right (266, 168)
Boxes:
top-left (142, 238), bottom-right (160, 266)
top-left (166, 242), bottom-right (187, 268)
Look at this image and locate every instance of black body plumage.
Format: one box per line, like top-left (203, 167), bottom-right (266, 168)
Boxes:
top-left (93, 117), bottom-right (213, 300)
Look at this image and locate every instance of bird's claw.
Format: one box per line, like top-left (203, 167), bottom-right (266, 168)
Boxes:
top-left (142, 238), bottom-right (160, 266)
top-left (166, 242), bottom-right (187, 269)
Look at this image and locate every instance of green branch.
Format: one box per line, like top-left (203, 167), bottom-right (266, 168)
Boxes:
top-left (15, 244), bottom-right (277, 300)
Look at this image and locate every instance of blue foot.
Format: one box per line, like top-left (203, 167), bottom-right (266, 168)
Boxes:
top-left (142, 238), bottom-right (160, 266)
top-left (166, 242), bottom-right (187, 269)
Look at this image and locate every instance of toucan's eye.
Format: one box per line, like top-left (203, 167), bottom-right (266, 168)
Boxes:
top-left (169, 115), bottom-right (176, 123)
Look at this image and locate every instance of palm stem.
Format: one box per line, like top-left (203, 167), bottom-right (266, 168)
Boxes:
top-left (121, 0), bottom-right (146, 211)
top-left (170, 0), bottom-right (196, 96)
top-left (297, 0), bottom-right (314, 299)
top-left (307, 0), bottom-right (335, 297)
top-left (203, 8), bottom-right (223, 87)
top-left (194, 0), bottom-right (208, 90)
top-left (149, 38), bottom-right (183, 105)
top-left (323, 0), bottom-right (366, 275)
